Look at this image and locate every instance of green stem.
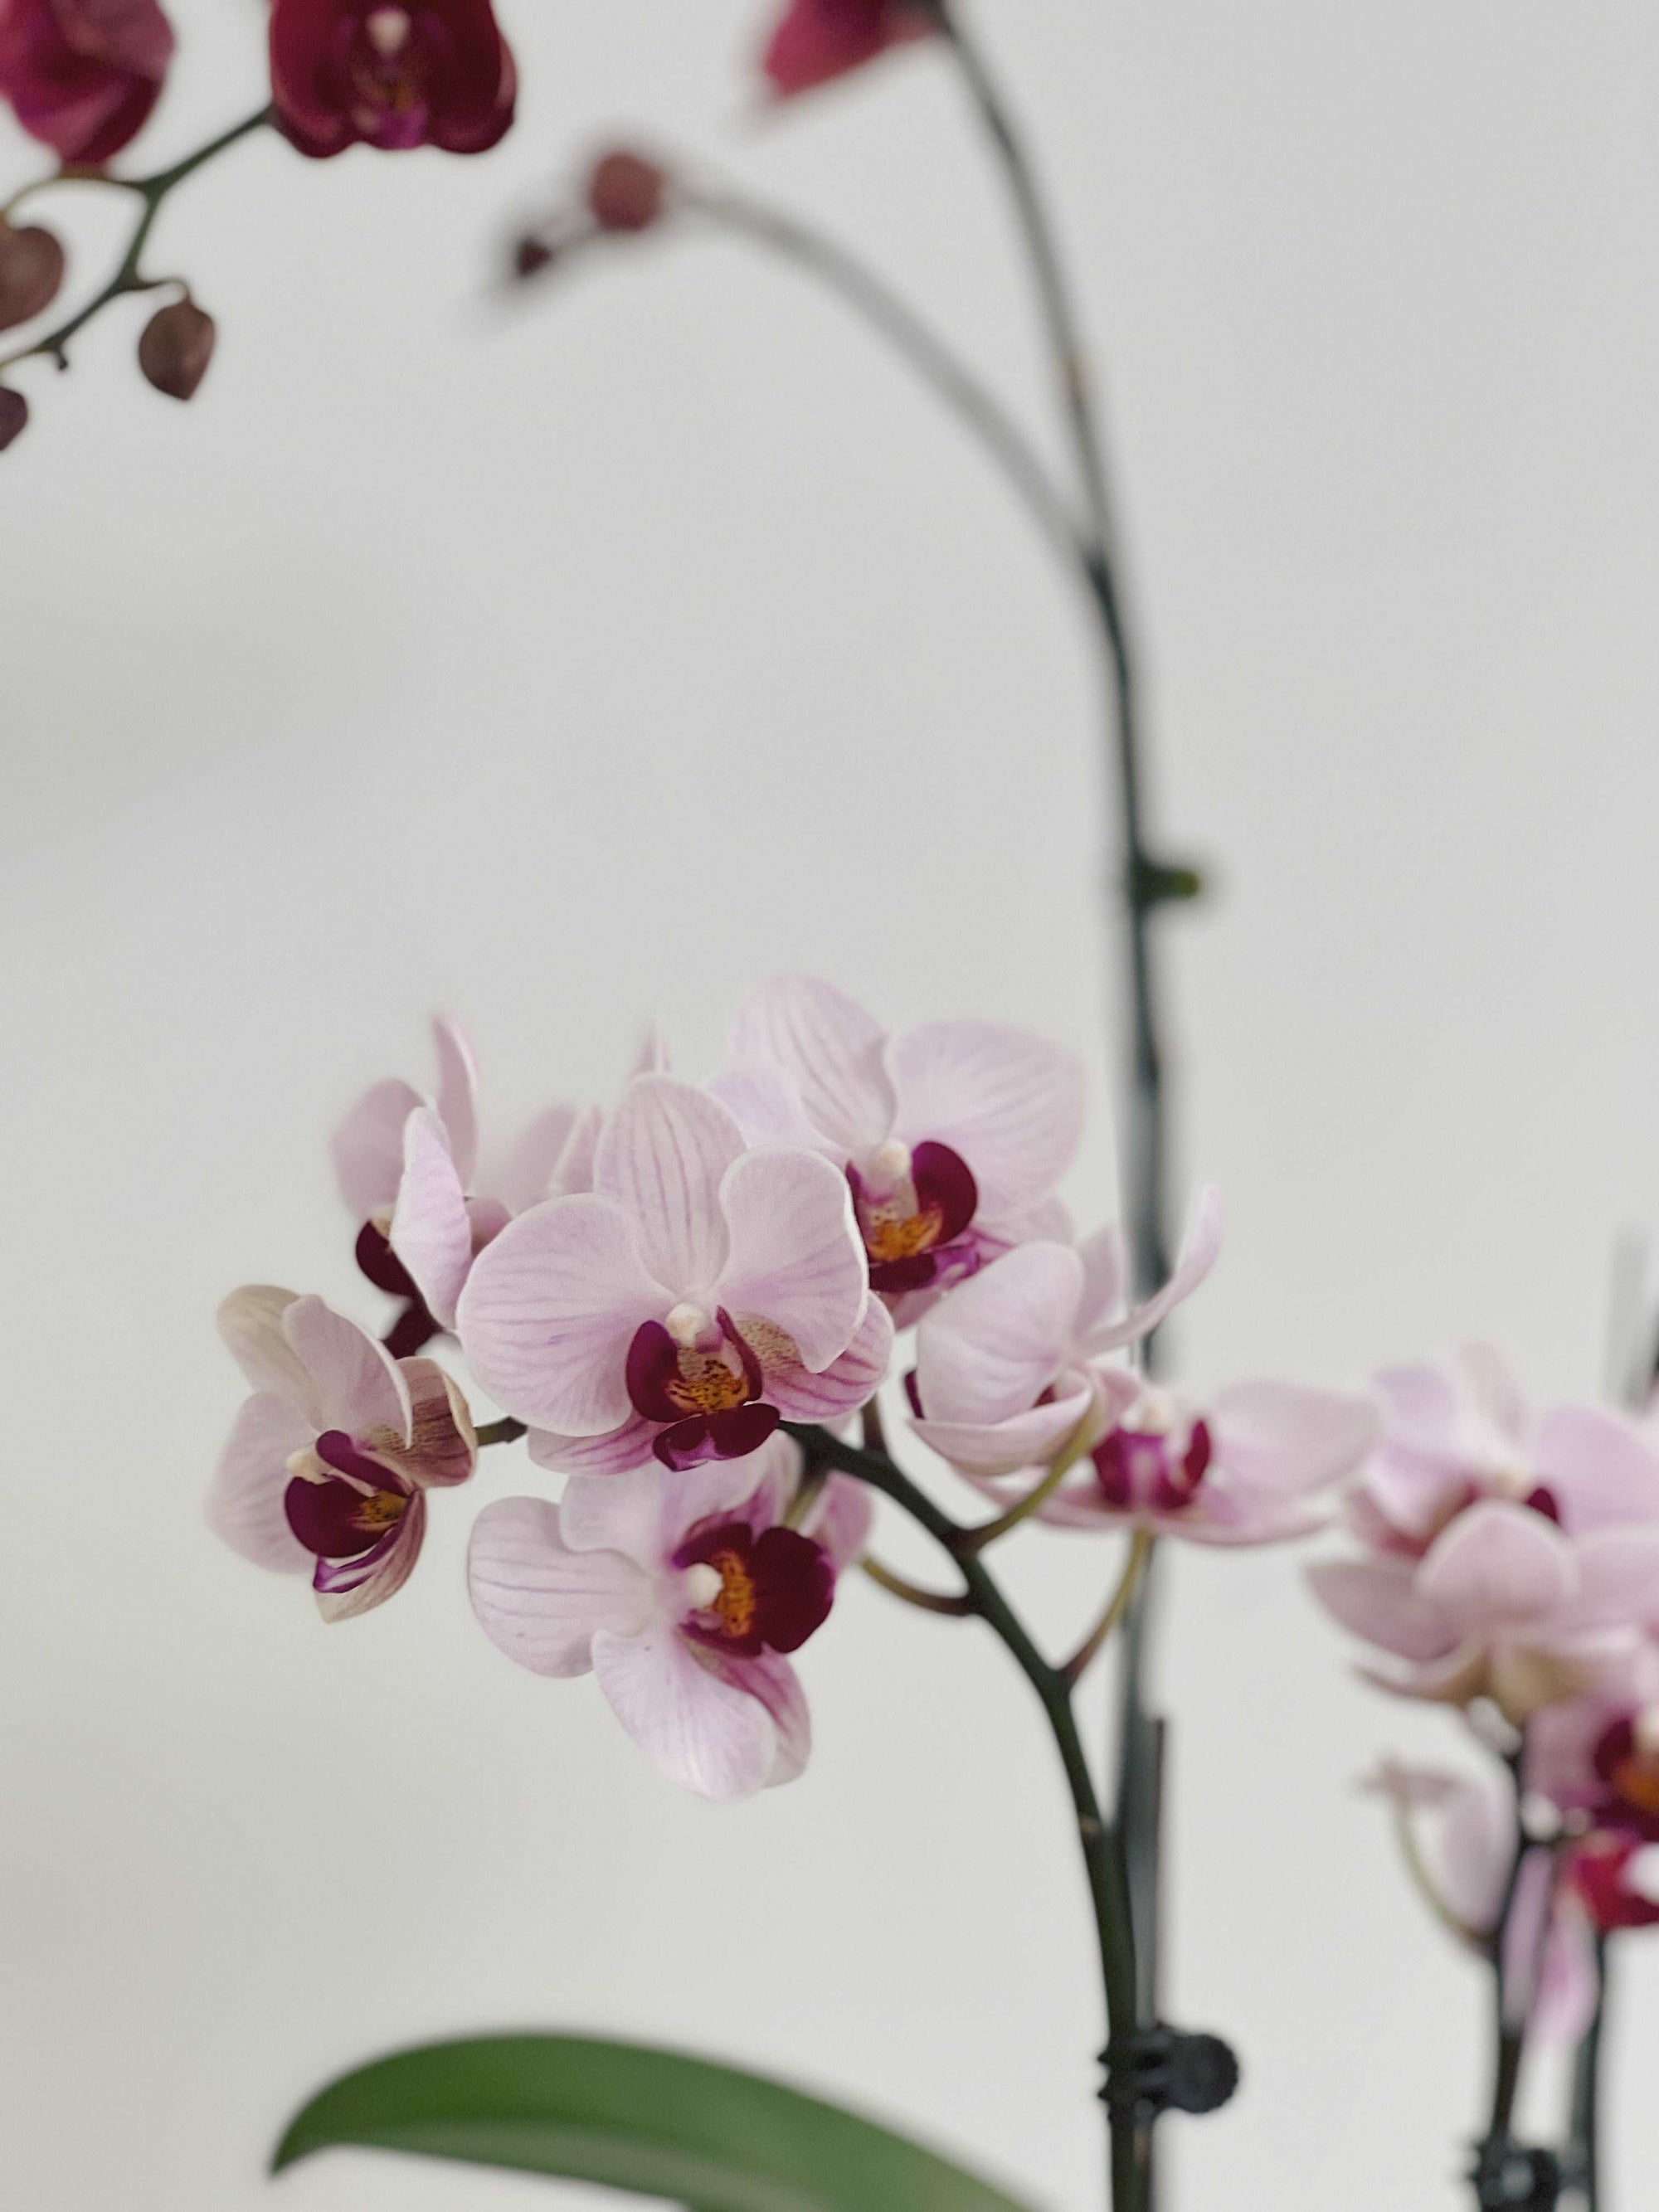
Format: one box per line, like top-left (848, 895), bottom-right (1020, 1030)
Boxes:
top-left (475, 1417), bottom-right (528, 1449)
top-left (1565, 1935), bottom-right (1608, 2210)
top-left (783, 1420), bottom-right (1141, 2196)
top-left (0, 107), bottom-right (270, 376)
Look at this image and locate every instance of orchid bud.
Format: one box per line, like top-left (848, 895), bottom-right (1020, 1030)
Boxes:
top-left (137, 299), bottom-right (216, 401)
top-left (513, 234), bottom-right (555, 280)
top-left (0, 386), bottom-right (27, 451)
top-left (586, 151), bottom-right (667, 235)
top-left (0, 222), bottom-right (66, 332)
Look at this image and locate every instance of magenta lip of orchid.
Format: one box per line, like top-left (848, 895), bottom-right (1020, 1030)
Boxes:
top-left (760, 0), bottom-right (937, 100)
top-left (208, 1285), bottom-right (475, 1620)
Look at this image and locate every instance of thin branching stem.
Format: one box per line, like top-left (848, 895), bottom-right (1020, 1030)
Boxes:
top-left (1063, 1530), bottom-right (1155, 1688)
top-left (0, 107), bottom-right (270, 376)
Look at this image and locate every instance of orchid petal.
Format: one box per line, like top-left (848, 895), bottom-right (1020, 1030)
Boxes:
top-left (915, 1241), bottom-right (1082, 1428)
top-left (389, 1106), bottom-right (473, 1330)
top-left (316, 1490), bottom-right (426, 1623)
top-left (551, 1105), bottom-right (602, 1198)
top-left (469, 1497), bottom-right (652, 1676)
top-left (718, 1146), bottom-right (867, 1373)
top-left (1558, 1527), bottom-right (1659, 1631)
top-left (431, 1016), bottom-right (481, 1191)
top-left (888, 1020), bottom-right (1084, 1218)
top-left (760, 1295), bottom-right (893, 1421)
top-left (592, 1625), bottom-right (781, 1800)
top-left (1306, 1556), bottom-right (1457, 1660)
top-left (207, 1392), bottom-right (314, 1572)
top-left (914, 1385), bottom-right (1099, 1480)
top-left (491, 1103), bottom-right (580, 1216)
top-left (727, 975), bottom-right (894, 1157)
top-left (216, 1285), bottom-right (309, 1408)
top-left (714, 1650), bottom-right (811, 1787)
top-left (332, 1077), bottom-right (423, 1220)
top-left (595, 1076), bottom-right (743, 1297)
top-left (557, 1467), bottom-right (680, 1568)
top-left (1454, 1342), bottom-right (1532, 1455)
top-left (707, 1062), bottom-right (833, 1155)
top-left (1418, 1501), bottom-right (1576, 1633)
top-left (1209, 1381), bottom-right (1379, 1497)
top-left (804, 1472), bottom-right (875, 1572)
top-left (382, 1356), bottom-right (475, 1489)
top-left (282, 1295), bottom-right (410, 1441)
top-left (1535, 1405), bottom-right (1659, 1533)
top-left (526, 1417), bottom-right (659, 1479)
top-left (457, 1194), bottom-right (665, 1436)
top-left (1373, 1362), bottom-right (1464, 1458)
top-left (1085, 1187), bottom-right (1224, 1353)
top-left (1075, 1222), bottom-right (1130, 1337)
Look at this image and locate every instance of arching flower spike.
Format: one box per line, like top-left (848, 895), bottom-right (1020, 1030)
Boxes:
top-left (0, 0), bottom-right (173, 164)
top-left (469, 1435), bottom-right (872, 1798)
top-left (270, 0), bottom-right (515, 158)
top-left (207, 1286), bottom-right (475, 1620)
top-left (760, 0), bottom-right (937, 99)
top-left (718, 975), bottom-right (1084, 1325)
top-left (457, 1074), bottom-right (888, 1476)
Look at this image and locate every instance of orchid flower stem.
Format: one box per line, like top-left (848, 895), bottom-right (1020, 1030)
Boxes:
top-left (860, 1555), bottom-right (974, 1616)
top-left (474, 1417), bottom-right (528, 1448)
top-left (958, 1428), bottom-right (1093, 1553)
top-left (1472, 1748), bottom-right (1538, 2204)
top-left (937, 22), bottom-right (1175, 2206)
top-left (1388, 1796), bottom-right (1480, 1947)
top-left (673, 180), bottom-right (1083, 567)
top-left (1063, 1529), bottom-right (1155, 1688)
top-left (1565, 1936), bottom-right (1608, 2210)
top-left (784, 1419), bottom-right (1143, 2210)
top-left (0, 106), bottom-right (270, 377)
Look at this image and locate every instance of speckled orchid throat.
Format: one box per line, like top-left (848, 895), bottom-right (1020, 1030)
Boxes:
top-left (284, 1430), bottom-right (413, 1593)
top-left (673, 1515), bottom-right (835, 1660)
top-left (625, 1305), bottom-right (781, 1471)
top-left (847, 1139), bottom-right (977, 1293)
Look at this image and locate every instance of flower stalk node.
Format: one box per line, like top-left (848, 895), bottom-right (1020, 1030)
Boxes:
top-left (1128, 855), bottom-right (1204, 912)
top-left (1468, 2140), bottom-right (1561, 2209)
top-left (1099, 2026), bottom-right (1239, 2122)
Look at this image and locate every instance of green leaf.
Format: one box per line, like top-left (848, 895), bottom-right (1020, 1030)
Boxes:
top-left (273, 2033), bottom-right (1039, 2212)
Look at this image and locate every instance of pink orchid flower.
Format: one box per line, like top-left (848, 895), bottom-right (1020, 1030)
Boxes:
top-left (715, 975), bottom-right (1085, 1325)
top-left (907, 1194), bottom-right (1373, 1545)
top-left (207, 1286), bottom-right (475, 1621)
top-left (1309, 1499), bottom-right (1659, 1723)
top-left (1370, 1761), bottom-right (1601, 2043)
top-left (333, 1016), bottom-right (595, 1354)
top-left (1353, 1344), bottom-right (1659, 1558)
top-left (457, 1074), bottom-right (890, 1477)
top-left (1526, 1666), bottom-right (1659, 1838)
top-left (469, 1434), bottom-right (872, 1798)
top-left (760, 0), bottom-right (936, 100)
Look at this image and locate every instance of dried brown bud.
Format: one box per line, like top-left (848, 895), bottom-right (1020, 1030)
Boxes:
top-left (513, 234), bottom-right (556, 280)
top-left (0, 386), bottom-right (28, 452)
top-left (586, 151), bottom-right (668, 235)
top-left (0, 222), bottom-right (66, 333)
top-left (137, 299), bottom-right (216, 401)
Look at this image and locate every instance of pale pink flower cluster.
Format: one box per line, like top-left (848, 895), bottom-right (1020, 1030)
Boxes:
top-left (209, 976), bottom-right (1379, 1796)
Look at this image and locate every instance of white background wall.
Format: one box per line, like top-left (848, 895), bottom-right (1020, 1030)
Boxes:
top-left (5, 2), bottom-right (1659, 2205)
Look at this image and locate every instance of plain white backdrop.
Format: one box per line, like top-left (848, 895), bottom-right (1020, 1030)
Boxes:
top-left (4, 2), bottom-right (1659, 2205)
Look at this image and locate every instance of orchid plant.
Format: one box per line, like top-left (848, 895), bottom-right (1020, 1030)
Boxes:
top-left (13, 0), bottom-right (1647, 2204)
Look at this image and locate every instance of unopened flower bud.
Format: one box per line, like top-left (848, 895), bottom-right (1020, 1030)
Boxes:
top-left (513, 234), bottom-right (555, 280)
top-left (586, 151), bottom-right (668, 235)
top-left (0, 386), bottom-right (27, 451)
top-left (0, 222), bottom-right (66, 332)
top-left (137, 299), bottom-right (216, 401)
